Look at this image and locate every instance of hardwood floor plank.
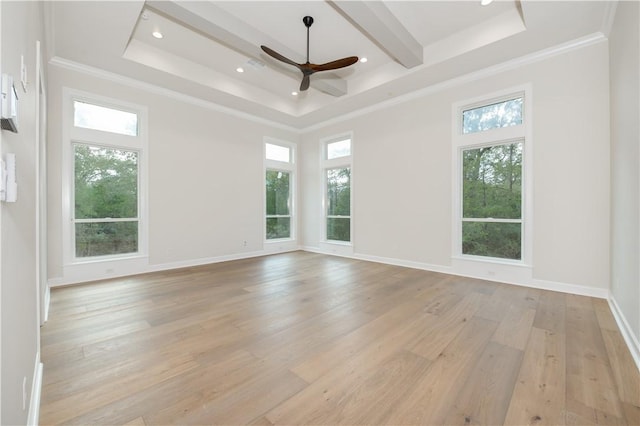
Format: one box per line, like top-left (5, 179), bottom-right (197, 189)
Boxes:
top-left (533, 291), bottom-right (566, 334)
top-left (406, 290), bottom-right (488, 361)
top-left (444, 342), bottom-right (523, 425)
top-left (566, 303), bottom-right (625, 420)
top-left (384, 316), bottom-right (499, 425)
top-left (503, 327), bottom-right (566, 425)
top-left (491, 305), bottom-right (537, 350)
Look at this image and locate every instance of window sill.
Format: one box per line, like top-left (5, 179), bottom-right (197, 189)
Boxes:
top-left (70, 253), bottom-right (148, 265)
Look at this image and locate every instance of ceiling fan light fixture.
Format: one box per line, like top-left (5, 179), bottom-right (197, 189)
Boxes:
top-left (360, 57), bottom-right (368, 63)
top-left (291, 91), bottom-right (298, 96)
top-left (236, 67), bottom-right (244, 73)
top-left (152, 31), bottom-right (163, 39)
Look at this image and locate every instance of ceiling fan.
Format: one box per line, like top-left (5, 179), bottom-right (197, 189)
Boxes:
top-left (261, 16), bottom-right (359, 92)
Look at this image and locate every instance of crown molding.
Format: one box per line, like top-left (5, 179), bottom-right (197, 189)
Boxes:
top-left (303, 32), bottom-right (607, 133)
top-left (48, 56), bottom-right (302, 134)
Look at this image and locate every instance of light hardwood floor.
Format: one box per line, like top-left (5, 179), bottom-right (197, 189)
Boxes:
top-left (40, 251), bottom-right (640, 425)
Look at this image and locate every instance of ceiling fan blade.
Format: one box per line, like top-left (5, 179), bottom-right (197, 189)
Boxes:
top-left (300, 74), bottom-right (310, 91)
top-left (312, 56), bottom-right (359, 72)
top-left (261, 45), bottom-right (301, 69)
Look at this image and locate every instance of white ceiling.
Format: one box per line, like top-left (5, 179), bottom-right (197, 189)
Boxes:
top-left (46, 1), bottom-right (614, 129)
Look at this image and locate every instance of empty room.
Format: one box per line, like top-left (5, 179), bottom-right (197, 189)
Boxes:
top-left (1, 0), bottom-right (639, 424)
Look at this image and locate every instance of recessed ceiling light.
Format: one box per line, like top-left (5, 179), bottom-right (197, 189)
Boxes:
top-left (291, 91), bottom-right (298, 96)
top-left (480, 0), bottom-right (493, 5)
top-left (360, 57), bottom-right (368, 63)
top-left (152, 31), bottom-right (163, 39)
top-left (236, 67), bottom-right (244, 73)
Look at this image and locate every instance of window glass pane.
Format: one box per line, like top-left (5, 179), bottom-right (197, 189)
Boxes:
top-left (74, 101), bottom-right (138, 136)
top-left (265, 170), bottom-right (290, 215)
top-left (266, 217), bottom-right (291, 239)
top-left (327, 139), bottom-right (351, 159)
top-left (462, 222), bottom-right (521, 260)
top-left (75, 221), bottom-right (138, 257)
top-left (326, 168), bottom-right (351, 216)
top-left (327, 218), bottom-right (350, 242)
top-left (463, 142), bottom-right (522, 219)
top-left (265, 143), bottom-right (290, 162)
top-left (75, 145), bottom-right (138, 219)
top-left (462, 97), bottom-right (522, 134)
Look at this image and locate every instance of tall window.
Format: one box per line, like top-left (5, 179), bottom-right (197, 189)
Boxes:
top-left (454, 88), bottom-right (531, 263)
top-left (265, 140), bottom-right (295, 240)
top-left (323, 136), bottom-right (352, 243)
top-left (63, 89), bottom-right (147, 264)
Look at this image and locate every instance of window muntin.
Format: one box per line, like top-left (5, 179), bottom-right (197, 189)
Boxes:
top-left (73, 144), bottom-right (140, 258)
top-left (462, 97), bottom-right (523, 134)
top-left (73, 100), bottom-right (138, 136)
top-left (327, 138), bottom-right (351, 159)
top-left (462, 141), bottom-right (523, 260)
top-left (265, 169), bottom-right (291, 239)
top-left (265, 143), bottom-right (291, 163)
top-left (326, 167), bottom-right (351, 242)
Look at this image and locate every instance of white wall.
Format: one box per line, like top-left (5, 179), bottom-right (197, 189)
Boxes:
top-left (301, 40), bottom-right (611, 295)
top-left (1, 1), bottom-right (44, 424)
top-left (47, 66), bottom-right (300, 284)
top-left (609, 0), bottom-right (640, 360)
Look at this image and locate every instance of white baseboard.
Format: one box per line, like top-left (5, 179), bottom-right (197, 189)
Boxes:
top-left (48, 248), bottom-right (297, 287)
top-left (608, 296), bottom-right (640, 372)
top-left (301, 246), bottom-right (608, 299)
top-left (28, 359), bottom-right (43, 426)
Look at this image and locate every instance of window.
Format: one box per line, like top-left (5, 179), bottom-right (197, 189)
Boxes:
top-left (326, 167), bottom-right (351, 241)
top-left (453, 87), bottom-right (531, 264)
top-left (74, 100), bottom-right (138, 136)
top-left (63, 89), bottom-right (147, 266)
top-left (264, 139), bottom-right (295, 241)
top-left (265, 170), bottom-right (291, 239)
top-left (462, 97), bottom-right (523, 134)
top-left (74, 145), bottom-right (139, 257)
top-left (462, 141), bottom-right (523, 259)
top-left (322, 135), bottom-right (352, 243)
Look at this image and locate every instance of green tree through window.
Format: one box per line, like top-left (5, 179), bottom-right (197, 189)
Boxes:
top-left (265, 170), bottom-right (291, 239)
top-left (74, 144), bottom-right (139, 257)
top-left (326, 167), bottom-right (351, 241)
top-left (462, 142), bottom-right (523, 259)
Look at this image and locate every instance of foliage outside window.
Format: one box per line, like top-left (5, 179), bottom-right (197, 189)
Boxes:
top-left (462, 142), bottom-right (523, 260)
top-left (326, 167), bottom-right (351, 242)
top-left (74, 144), bottom-right (139, 257)
top-left (265, 170), bottom-right (291, 239)
top-left (462, 97), bottom-right (523, 134)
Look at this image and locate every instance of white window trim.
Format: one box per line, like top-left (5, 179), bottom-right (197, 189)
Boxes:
top-left (451, 84), bottom-right (533, 269)
top-left (62, 88), bottom-right (149, 279)
top-left (263, 137), bottom-right (297, 246)
top-left (320, 132), bottom-right (354, 250)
